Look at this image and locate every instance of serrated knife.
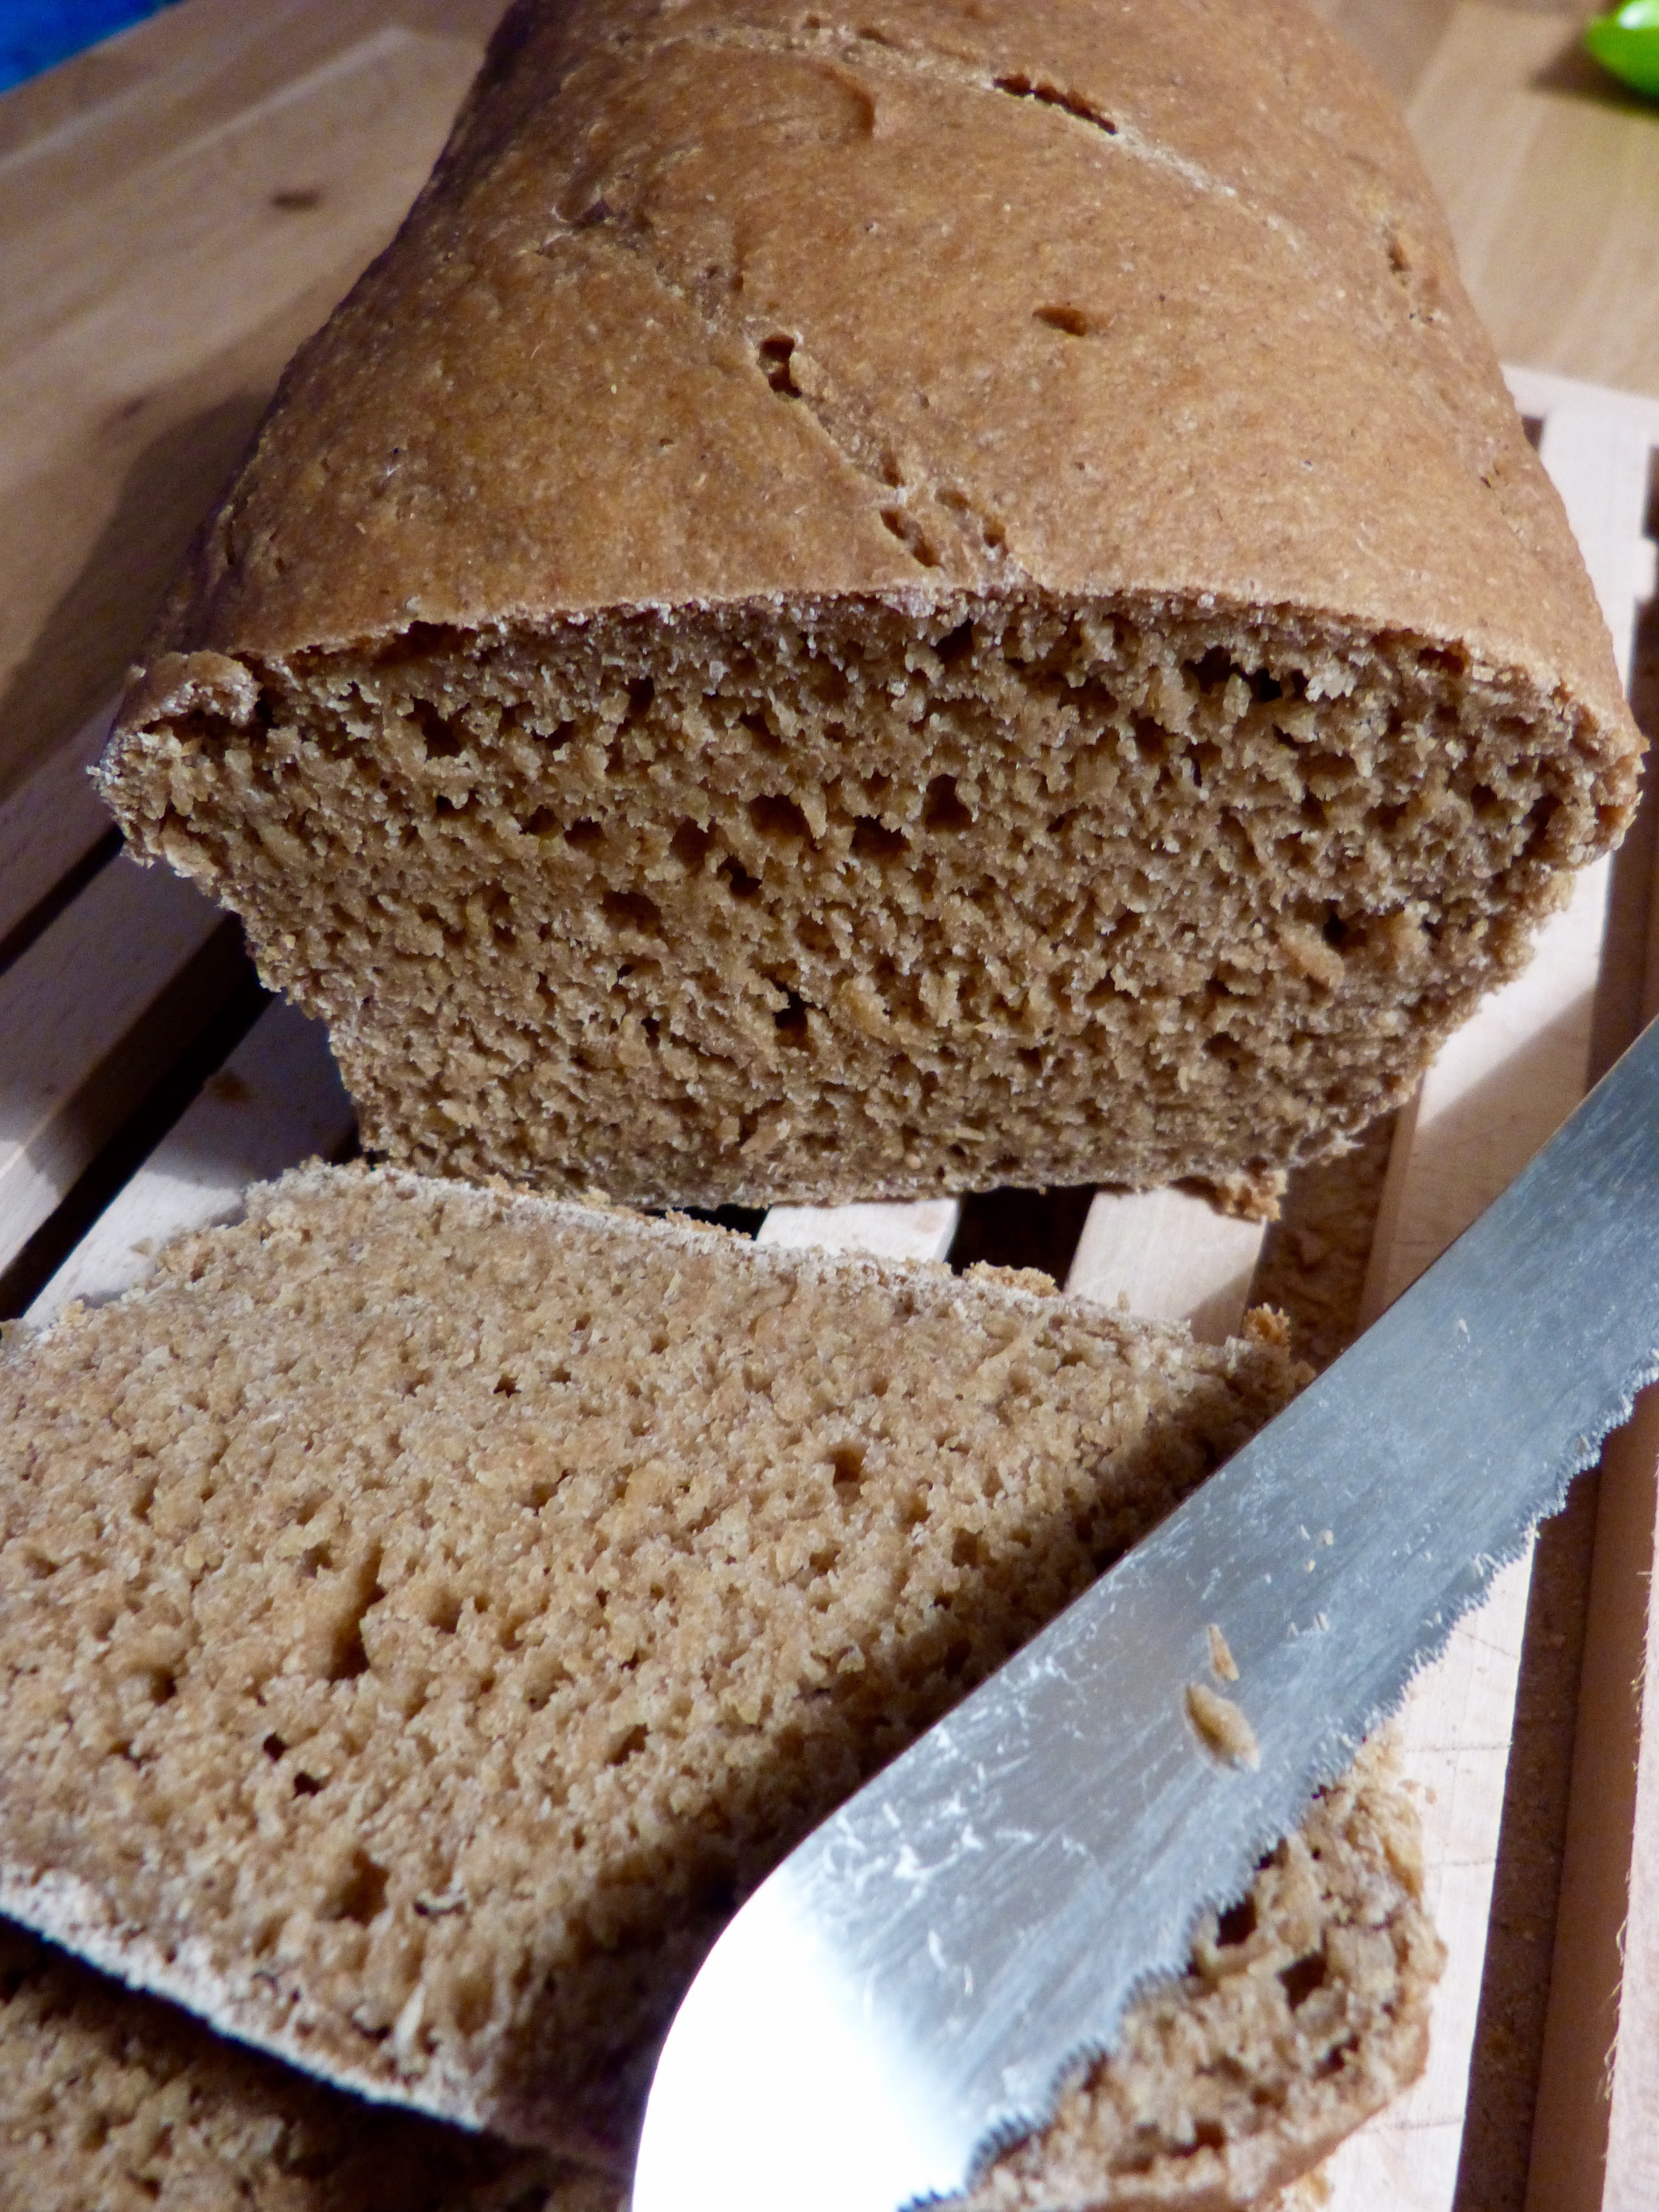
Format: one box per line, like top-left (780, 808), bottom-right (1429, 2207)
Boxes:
top-left (631, 1012), bottom-right (1659, 2212)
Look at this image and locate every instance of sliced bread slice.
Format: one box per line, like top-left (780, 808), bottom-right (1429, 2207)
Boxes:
top-left (0, 1918), bottom-right (598, 2212)
top-left (0, 1737), bottom-right (1434, 2212)
top-left (0, 1165), bottom-right (1435, 2196)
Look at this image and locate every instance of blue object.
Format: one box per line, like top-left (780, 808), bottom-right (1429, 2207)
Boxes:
top-left (0, 1), bottom-right (179, 94)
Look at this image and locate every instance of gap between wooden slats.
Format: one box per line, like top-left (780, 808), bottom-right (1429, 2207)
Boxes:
top-left (0, 697), bottom-right (114, 958)
top-left (25, 996), bottom-right (352, 1325)
top-left (0, 850), bottom-right (240, 1273)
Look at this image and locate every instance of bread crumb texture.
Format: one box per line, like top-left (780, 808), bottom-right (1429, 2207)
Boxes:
top-left (101, 0), bottom-right (1642, 1212)
top-left (0, 1922), bottom-right (600, 2212)
top-left (0, 1166), bottom-right (1437, 2199)
top-left (962, 1743), bottom-right (1441, 2212)
top-left (0, 1748), bottom-right (1436, 2212)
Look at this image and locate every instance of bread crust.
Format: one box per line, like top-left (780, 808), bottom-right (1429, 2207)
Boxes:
top-left (116, 0), bottom-right (1626, 720)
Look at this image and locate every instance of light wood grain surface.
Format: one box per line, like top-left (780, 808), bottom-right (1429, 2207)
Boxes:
top-left (1407, 7), bottom-right (1659, 400)
top-left (1067, 1187), bottom-right (1267, 1344)
top-left (756, 1198), bottom-right (961, 1262)
top-left (0, 0), bottom-right (499, 805)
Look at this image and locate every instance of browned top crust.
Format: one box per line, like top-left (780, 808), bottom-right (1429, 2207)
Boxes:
top-left (125, 0), bottom-right (1627, 742)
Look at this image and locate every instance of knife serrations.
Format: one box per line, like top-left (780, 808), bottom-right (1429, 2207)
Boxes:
top-left (634, 1016), bottom-right (1659, 2212)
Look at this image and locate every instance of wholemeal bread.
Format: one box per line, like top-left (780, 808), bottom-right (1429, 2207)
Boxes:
top-left (0, 1745), bottom-right (1433, 2212)
top-left (0, 1165), bottom-right (1439, 2200)
top-left (0, 1921), bottom-right (597, 2212)
top-left (99, 0), bottom-right (1642, 1211)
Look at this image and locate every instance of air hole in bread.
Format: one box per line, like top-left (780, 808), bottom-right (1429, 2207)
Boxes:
top-left (412, 701), bottom-right (466, 760)
top-left (320, 1551), bottom-right (383, 1682)
top-left (669, 818), bottom-right (711, 872)
top-left (758, 335), bottom-right (801, 396)
top-left (830, 1443), bottom-right (866, 1488)
top-left (749, 792), bottom-right (811, 843)
top-left (922, 774), bottom-right (971, 831)
top-left (378, 620), bottom-right (457, 668)
top-left (1034, 303), bottom-right (1095, 337)
top-left (450, 1963), bottom-right (495, 2037)
top-left (718, 854), bottom-right (761, 899)
top-left (1216, 1895), bottom-right (1257, 1947)
top-left (327, 1851), bottom-right (389, 1927)
top-left (738, 707), bottom-right (785, 754)
top-left (602, 890), bottom-right (661, 935)
top-left (426, 1589), bottom-right (464, 1636)
top-left (851, 816), bottom-right (907, 862)
top-left (878, 506), bottom-right (938, 566)
top-left (774, 992), bottom-right (810, 1046)
top-left (606, 1724), bottom-right (649, 1768)
top-left (1280, 1951), bottom-right (1329, 2009)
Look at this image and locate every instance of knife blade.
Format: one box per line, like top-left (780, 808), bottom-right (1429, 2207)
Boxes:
top-left (631, 1011), bottom-right (1659, 2212)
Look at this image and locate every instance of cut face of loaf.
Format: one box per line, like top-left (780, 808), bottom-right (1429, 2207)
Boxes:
top-left (99, 0), bottom-right (1643, 1209)
top-left (0, 1166), bottom-right (1437, 2202)
top-left (112, 598), bottom-right (1635, 1209)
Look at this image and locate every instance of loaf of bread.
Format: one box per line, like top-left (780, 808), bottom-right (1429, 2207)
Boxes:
top-left (0, 1166), bottom-right (1438, 2200)
top-left (98, 0), bottom-right (1642, 1211)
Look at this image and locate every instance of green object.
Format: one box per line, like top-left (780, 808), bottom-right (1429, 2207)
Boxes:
top-left (1586, 2), bottom-right (1659, 98)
